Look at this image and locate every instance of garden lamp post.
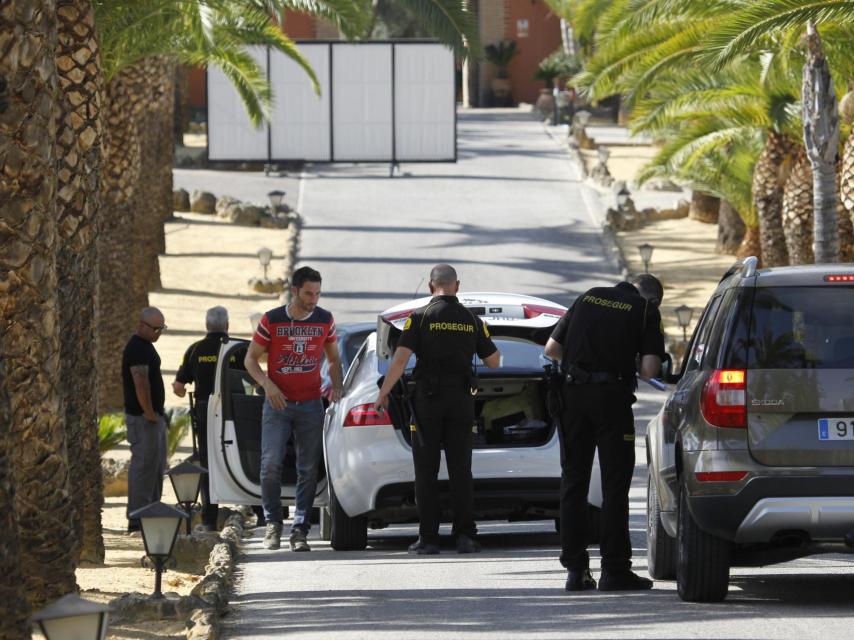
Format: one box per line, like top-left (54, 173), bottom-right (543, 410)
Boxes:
top-left (166, 460), bottom-right (208, 534)
top-left (129, 501), bottom-right (186, 599)
top-left (31, 593), bottom-right (110, 640)
top-left (267, 190), bottom-right (285, 214)
top-left (256, 246), bottom-right (273, 279)
top-left (675, 304), bottom-right (693, 342)
top-left (616, 183), bottom-right (631, 211)
top-left (638, 242), bottom-right (654, 273)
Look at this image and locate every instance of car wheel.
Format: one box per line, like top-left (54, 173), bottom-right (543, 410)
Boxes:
top-left (647, 473), bottom-right (676, 580)
top-left (329, 482), bottom-right (367, 551)
top-left (319, 506), bottom-right (332, 541)
top-left (677, 487), bottom-right (730, 602)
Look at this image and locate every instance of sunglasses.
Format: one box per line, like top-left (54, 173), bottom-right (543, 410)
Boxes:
top-left (143, 321), bottom-right (167, 334)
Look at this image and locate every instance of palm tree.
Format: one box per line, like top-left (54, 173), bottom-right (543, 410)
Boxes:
top-left (0, 0), bottom-right (77, 611)
top-left (55, 0), bottom-right (106, 566)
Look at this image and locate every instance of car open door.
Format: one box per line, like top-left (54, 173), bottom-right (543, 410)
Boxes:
top-left (207, 339), bottom-right (327, 507)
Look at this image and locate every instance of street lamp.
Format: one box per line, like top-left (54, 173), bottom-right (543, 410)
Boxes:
top-left (129, 501), bottom-right (186, 599)
top-left (638, 242), bottom-right (654, 273)
top-left (616, 183), bottom-right (631, 210)
top-left (31, 593), bottom-right (110, 640)
top-left (267, 190), bottom-right (285, 214)
top-left (256, 246), bottom-right (273, 279)
top-left (675, 304), bottom-right (693, 342)
top-left (575, 110), bottom-right (590, 127)
top-left (166, 460), bottom-right (208, 535)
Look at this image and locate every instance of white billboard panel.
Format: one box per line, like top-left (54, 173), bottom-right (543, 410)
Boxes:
top-left (207, 46), bottom-right (268, 161)
top-left (332, 44), bottom-right (393, 161)
top-left (394, 44), bottom-right (455, 161)
top-left (270, 44), bottom-right (331, 161)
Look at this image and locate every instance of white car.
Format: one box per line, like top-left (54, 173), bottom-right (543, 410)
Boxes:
top-left (323, 292), bottom-right (603, 550)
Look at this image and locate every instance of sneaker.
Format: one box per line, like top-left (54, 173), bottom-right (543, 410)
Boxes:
top-left (263, 522), bottom-right (282, 550)
top-left (289, 529), bottom-right (311, 552)
top-left (565, 568), bottom-right (597, 592)
top-left (407, 537), bottom-right (439, 555)
top-left (597, 570), bottom-right (653, 591)
top-left (456, 534), bottom-right (481, 554)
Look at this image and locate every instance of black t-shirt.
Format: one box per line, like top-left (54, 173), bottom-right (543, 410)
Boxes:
top-left (175, 332), bottom-right (246, 400)
top-left (397, 295), bottom-right (498, 378)
top-left (121, 334), bottom-right (165, 415)
top-left (550, 282), bottom-right (664, 377)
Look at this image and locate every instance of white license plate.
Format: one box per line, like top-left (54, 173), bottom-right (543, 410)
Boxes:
top-left (817, 418), bottom-right (854, 441)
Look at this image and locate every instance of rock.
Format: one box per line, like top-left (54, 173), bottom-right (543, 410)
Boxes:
top-left (215, 195), bottom-right (239, 216)
top-left (259, 215), bottom-right (289, 229)
top-left (229, 204), bottom-right (262, 226)
top-left (173, 188), bottom-right (190, 211)
top-left (676, 199), bottom-right (690, 218)
top-left (190, 190), bottom-right (216, 214)
top-left (248, 278), bottom-right (285, 294)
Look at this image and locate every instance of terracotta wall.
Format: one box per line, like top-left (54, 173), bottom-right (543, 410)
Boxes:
top-left (505, 0), bottom-right (561, 104)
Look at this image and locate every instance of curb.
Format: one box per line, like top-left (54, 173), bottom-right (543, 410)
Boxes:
top-left (541, 122), bottom-right (630, 279)
top-left (108, 513), bottom-right (244, 640)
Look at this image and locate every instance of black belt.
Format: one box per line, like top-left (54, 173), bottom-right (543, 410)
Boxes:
top-left (565, 371), bottom-right (626, 385)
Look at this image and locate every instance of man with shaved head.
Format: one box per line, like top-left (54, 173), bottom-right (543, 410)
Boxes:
top-left (122, 306), bottom-right (168, 533)
top-left (376, 264), bottom-right (500, 555)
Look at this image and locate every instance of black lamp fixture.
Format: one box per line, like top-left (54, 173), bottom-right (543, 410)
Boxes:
top-left (616, 183), bottom-right (631, 211)
top-left (675, 304), bottom-right (693, 342)
top-left (638, 242), bottom-right (654, 273)
top-left (129, 501), bottom-right (186, 599)
top-left (267, 190), bottom-right (285, 214)
top-left (31, 593), bottom-right (110, 640)
top-left (166, 460), bottom-right (208, 534)
top-left (256, 246), bottom-right (273, 279)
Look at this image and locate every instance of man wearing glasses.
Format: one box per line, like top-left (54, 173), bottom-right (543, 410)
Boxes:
top-left (122, 306), bottom-right (168, 533)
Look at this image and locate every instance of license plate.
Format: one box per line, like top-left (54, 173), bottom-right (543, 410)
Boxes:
top-left (817, 418), bottom-right (854, 441)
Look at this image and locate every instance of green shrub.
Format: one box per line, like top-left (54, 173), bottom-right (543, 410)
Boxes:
top-left (98, 413), bottom-right (127, 454)
top-left (165, 407), bottom-right (192, 460)
top-left (534, 50), bottom-right (581, 88)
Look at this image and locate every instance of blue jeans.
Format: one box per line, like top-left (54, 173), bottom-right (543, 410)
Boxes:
top-left (260, 397), bottom-right (324, 533)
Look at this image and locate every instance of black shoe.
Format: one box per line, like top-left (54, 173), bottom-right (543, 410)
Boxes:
top-left (565, 568), bottom-right (597, 592)
top-left (127, 519), bottom-right (141, 534)
top-left (598, 570), bottom-right (653, 591)
top-left (456, 534), bottom-right (481, 554)
top-left (408, 537), bottom-right (439, 555)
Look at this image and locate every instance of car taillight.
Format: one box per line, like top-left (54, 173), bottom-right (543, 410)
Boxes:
top-left (695, 471), bottom-right (748, 482)
top-left (382, 309), bottom-right (413, 323)
top-left (343, 403), bottom-right (392, 427)
top-left (522, 304), bottom-right (565, 319)
top-left (700, 369), bottom-right (746, 428)
top-left (824, 275), bottom-right (854, 282)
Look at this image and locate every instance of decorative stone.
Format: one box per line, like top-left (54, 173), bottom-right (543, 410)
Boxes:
top-left (229, 205), bottom-right (262, 226)
top-left (259, 215), bottom-right (288, 229)
top-left (190, 190), bottom-right (216, 214)
top-left (215, 195), bottom-right (239, 215)
top-left (173, 188), bottom-right (190, 211)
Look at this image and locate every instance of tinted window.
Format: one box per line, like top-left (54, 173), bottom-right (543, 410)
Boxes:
top-left (747, 286), bottom-right (854, 369)
top-left (685, 296), bottom-right (722, 372)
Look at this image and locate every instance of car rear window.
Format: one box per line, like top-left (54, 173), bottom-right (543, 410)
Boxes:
top-left (742, 286), bottom-right (854, 369)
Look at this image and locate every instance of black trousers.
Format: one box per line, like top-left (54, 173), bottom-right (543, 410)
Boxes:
top-left (558, 382), bottom-right (636, 573)
top-left (412, 387), bottom-right (476, 544)
top-left (194, 399), bottom-right (219, 528)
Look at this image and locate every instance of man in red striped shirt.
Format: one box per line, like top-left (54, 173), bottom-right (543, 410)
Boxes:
top-left (245, 266), bottom-right (343, 552)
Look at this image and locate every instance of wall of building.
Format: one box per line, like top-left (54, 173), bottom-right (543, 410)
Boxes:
top-left (505, 0), bottom-right (562, 104)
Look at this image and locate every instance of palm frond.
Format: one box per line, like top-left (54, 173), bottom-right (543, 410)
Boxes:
top-left (398, 0), bottom-right (480, 59)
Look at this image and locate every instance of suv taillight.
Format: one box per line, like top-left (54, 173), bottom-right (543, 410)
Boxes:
top-left (343, 403), bottom-right (392, 427)
top-left (700, 369), bottom-right (746, 428)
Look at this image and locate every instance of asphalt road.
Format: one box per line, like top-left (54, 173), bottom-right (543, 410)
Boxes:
top-left (215, 111), bottom-right (854, 639)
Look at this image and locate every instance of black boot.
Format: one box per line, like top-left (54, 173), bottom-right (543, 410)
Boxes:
top-left (456, 534), bottom-right (481, 554)
top-left (565, 568), bottom-right (596, 592)
top-left (408, 537), bottom-right (439, 555)
top-left (598, 570), bottom-right (653, 591)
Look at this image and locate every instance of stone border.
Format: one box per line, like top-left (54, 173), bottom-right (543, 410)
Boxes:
top-left (108, 513), bottom-right (244, 640)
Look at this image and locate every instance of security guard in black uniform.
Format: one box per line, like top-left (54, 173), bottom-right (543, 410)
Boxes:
top-left (172, 306), bottom-right (247, 530)
top-left (376, 264), bottom-right (500, 555)
top-left (544, 274), bottom-right (664, 591)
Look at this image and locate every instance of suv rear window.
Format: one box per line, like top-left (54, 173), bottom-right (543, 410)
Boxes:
top-left (744, 286), bottom-right (854, 369)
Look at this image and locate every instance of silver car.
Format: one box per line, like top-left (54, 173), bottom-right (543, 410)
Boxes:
top-left (647, 258), bottom-right (854, 602)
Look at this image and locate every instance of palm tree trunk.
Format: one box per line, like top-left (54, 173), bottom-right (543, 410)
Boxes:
top-left (0, 342), bottom-right (29, 640)
top-left (0, 0), bottom-right (77, 607)
top-left (802, 23), bottom-right (840, 263)
top-left (737, 225), bottom-right (762, 261)
top-left (841, 129), bottom-right (854, 234)
top-left (98, 66), bottom-right (144, 412)
top-left (55, 0), bottom-right (105, 565)
top-left (716, 199), bottom-right (746, 255)
top-left (782, 147), bottom-right (815, 265)
top-left (753, 131), bottom-right (792, 267)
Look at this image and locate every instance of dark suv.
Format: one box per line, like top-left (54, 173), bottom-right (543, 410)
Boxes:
top-left (646, 257), bottom-right (854, 601)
